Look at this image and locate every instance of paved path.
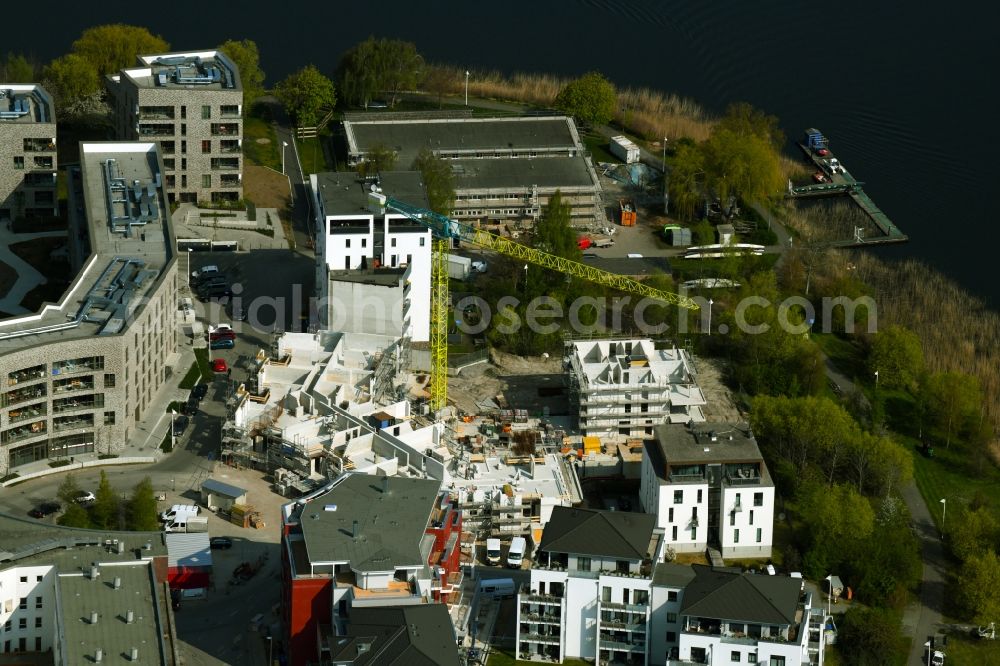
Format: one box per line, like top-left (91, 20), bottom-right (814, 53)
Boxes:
top-left (258, 96), bottom-right (313, 256)
top-left (0, 228), bottom-right (67, 314)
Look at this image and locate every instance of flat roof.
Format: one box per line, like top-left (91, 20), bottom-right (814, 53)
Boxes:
top-left (328, 267), bottom-right (408, 287)
top-left (120, 50), bottom-right (241, 91)
top-left (653, 423), bottom-right (765, 465)
top-left (0, 512), bottom-right (167, 564)
top-left (0, 84), bottom-right (55, 124)
top-left (0, 142), bottom-right (174, 351)
top-left (298, 474), bottom-right (441, 572)
top-left (316, 171), bottom-right (430, 218)
top-left (452, 155), bottom-right (598, 191)
top-left (346, 116), bottom-right (578, 167)
top-left (59, 564), bottom-right (168, 665)
top-left (201, 478), bottom-right (246, 499)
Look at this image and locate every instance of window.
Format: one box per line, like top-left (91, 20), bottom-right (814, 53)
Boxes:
top-left (756, 528), bottom-right (763, 543)
top-left (667, 590), bottom-right (678, 602)
top-left (697, 489), bottom-right (703, 503)
top-left (391, 238), bottom-right (397, 247)
top-left (34, 617), bottom-right (42, 628)
top-left (754, 492), bottom-right (764, 507)
top-left (34, 596), bottom-right (42, 609)
top-left (19, 597), bottom-right (27, 610)
top-left (346, 239), bottom-right (351, 248)
top-left (666, 631), bottom-right (676, 642)
top-left (202, 174), bottom-right (212, 188)
top-left (13, 156), bottom-right (24, 169)
top-left (181, 140), bottom-right (187, 154)
top-left (671, 526), bottom-right (677, 541)
top-left (202, 105), bottom-right (211, 119)
top-left (750, 510), bottom-right (754, 525)
top-left (666, 612), bottom-right (677, 622)
top-left (104, 411), bottom-right (116, 426)
top-left (668, 507), bottom-right (674, 522)
top-left (19, 576), bottom-right (27, 583)
top-left (202, 140), bottom-right (211, 153)
top-left (734, 529), bottom-right (740, 543)
top-left (181, 158), bottom-right (187, 171)
top-left (180, 106), bottom-right (187, 119)
top-left (181, 123), bottom-right (187, 136)
top-left (361, 238), bottom-right (367, 248)
top-left (182, 175), bottom-right (187, 188)
top-left (35, 637), bottom-right (42, 651)
top-left (730, 510), bottom-right (736, 526)
top-left (18, 618), bottom-right (26, 629)
top-left (769, 658), bottom-right (786, 666)
top-left (419, 237), bottom-right (425, 246)
top-left (601, 586), bottom-right (611, 602)
top-left (35, 575), bottom-right (42, 582)
top-left (731, 651), bottom-right (741, 662)
top-left (673, 490), bottom-right (683, 504)
top-left (577, 557), bottom-right (591, 572)
top-left (104, 373), bottom-right (116, 387)
top-left (4, 620), bottom-right (10, 631)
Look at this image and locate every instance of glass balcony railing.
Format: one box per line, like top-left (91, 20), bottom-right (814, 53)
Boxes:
top-left (1, 420), bottom-right (46, 444)
top-left (8, 365), bottom-right (46, 386)
top-left (52, 377), bottom-right (94, 394)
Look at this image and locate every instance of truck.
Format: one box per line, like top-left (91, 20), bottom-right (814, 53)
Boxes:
top-left (609, 135), bottom-right (640, 164)
top-left (486, 538), bottom-right (502, 565)
top-left (447, 254), bottom-right (471, 280)
top-left (577, 237), bottom-right (592, 250)
top-left (164, 515), bottom-right (209, 533)
top-left (507, 536), bottom-right (526, 569)
top-left (160, 504), bottom-right (199, 523)
top-left (591, 235), bottom-right (614, 248)
top-left (478, 577), bottom-right (515, 599)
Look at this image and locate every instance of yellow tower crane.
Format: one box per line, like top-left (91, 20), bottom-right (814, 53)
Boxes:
top-left (369, 193), bottom-right (699, 412)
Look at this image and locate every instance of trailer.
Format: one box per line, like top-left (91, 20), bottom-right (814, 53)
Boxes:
top-left (447, 254), bottom-right (471, 280)
top-left (610, 136), bottom-right (641, 164)
top-left (478, 577), bottom-right (515, 599)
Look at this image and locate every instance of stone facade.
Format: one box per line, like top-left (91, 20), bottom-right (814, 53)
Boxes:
top-left (109, 52), bottom-right (243, 204)
top-left (0, 84), bottom-right (58, 222)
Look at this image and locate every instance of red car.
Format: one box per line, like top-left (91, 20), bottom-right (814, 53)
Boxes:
top-left (816, 148), bottom-right (830, 157)
top-left (212, 359), bottom-right (228, 373)
top-left (210, 329), bottom-right (236, 341)
top-left (812, 172), bottom-right (829, 183)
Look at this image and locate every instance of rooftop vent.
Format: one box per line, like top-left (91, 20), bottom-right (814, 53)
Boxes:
top-left (130, 648), bottom-right (139, 662)
top-left (95, 649), bottom-right (103, 663)
top-left (126, 610), bottom-right (134, 624)
top-left (113, 577), bottom-right (121, 590)
top-left (89, 565), bottom-right (100, 580)
top-left (90, 611), bottom-right (99, 625)
top-left (324, 504), bottom-right (338, 512)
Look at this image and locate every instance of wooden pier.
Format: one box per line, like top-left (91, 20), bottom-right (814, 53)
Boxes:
top-left (789, 134), bottom-right (908, 246)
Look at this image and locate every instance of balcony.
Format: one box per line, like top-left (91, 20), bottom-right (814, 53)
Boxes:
top-left (522, 592), bottom-right (563, 605)
top-left (53, 394), bottom-right (104, 414)
top-left (220, 140), bottom-right (241, 153)
top-left (32, 156), bottom-right (54, 170)
top-left (161, 142), bottom-right (176, 155)
top-left (3, 385), bottom-right (46, 408)
top-left (598, 638), bottom-right (646, 652)
top-left (52, 357), bottom-right (104, 375)
top-left (211, 123), bottom-right (239, 136)
top-left (211, 158), bottom-right (240, 170)
top-left (24, 172), bottom-right (56, 187)
top-left (8, 403), bottom-right (47, 424)
top-left (23, 138), bottom-right (56, 152)
top-left (601, 602), bottom-right (647, 615)
top-left (53, 377), bottom-right (94, 395)
top-left (8, 365), bottom-right (46, 386)
top-left (138, 106), bottom-right (175, 120)
top-left (54, 414), bottom-right (94, 432)
top-left (1, 420), bottom-right (46, 445)
top-left (519, 632), bottom-right (561, 645)
top-left (138, 123), bottom-right (174, 136)
top-left (220, 105), bottom-right (241, 118)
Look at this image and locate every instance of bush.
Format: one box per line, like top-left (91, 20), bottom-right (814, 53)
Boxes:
top-left (48, 459), bottom-right (72, 468)
top-left (1, 473), bottom-right (20, 483)
top-left (98, 454), bottom-right (118, 460)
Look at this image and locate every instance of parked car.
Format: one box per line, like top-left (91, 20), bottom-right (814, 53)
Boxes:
top-left (816, 148), bottom-right (830, 157)
top-left (74, 491), bottom-right (96, 504)
top-left (210, 329), bottom-right (236, 341)
top-left (192, 383), bottom-right (209, 401)
top-left (191, 265), bottom-right (220, 280)
top-left (29, 502), bottom-right (61, 518)
top-left (212, 359), bottom-right (228, 373)
top-left (210, 537), bottom-right (234, 550)
top-left (210, 338), bottom-right (235, 350)
top-left (186, 396), bottom-right (200, 413)
top-left (172, 415), bottom-right (189, 437)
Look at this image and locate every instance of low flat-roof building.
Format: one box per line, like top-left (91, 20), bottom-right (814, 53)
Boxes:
top-left (0, 142), bottom-right (177, 475)
top-left (640, 423), bottom-right (775, 560)
top-left (343, 115), bottom-right (603, 227)
top-left (108, 50), bottom-right (243, 204)
top-left (0, 84), bottom-right (58, 223)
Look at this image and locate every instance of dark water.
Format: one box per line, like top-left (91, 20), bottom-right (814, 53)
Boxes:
top-left (10, 1), bottom-right (997, 308)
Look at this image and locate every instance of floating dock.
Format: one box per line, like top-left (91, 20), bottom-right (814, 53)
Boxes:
top-left (788, 129), bottom-right (908, 247)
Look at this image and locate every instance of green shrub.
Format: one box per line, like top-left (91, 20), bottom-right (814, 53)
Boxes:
top-left (48, 459), bottom-right (72, 468)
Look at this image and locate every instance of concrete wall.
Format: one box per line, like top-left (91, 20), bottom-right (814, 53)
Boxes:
top-left (327, 277), bottom-right (408, 339)
top-left (720, 485), bottom-right (774, 559)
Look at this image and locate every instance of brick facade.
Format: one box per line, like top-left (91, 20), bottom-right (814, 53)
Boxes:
top-left (0, 85), bottom-right (58, 222)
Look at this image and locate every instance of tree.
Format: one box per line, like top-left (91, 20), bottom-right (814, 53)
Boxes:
top-left (667, 143), bottom-right (706, 221)
top-left (957, 550), bottom-right (1000, 623)
top-left (357, 143), bottom-right (397, 179)
top-left (90, 470), bottom-right (121, 530)
top-left (533, 192), bottom-right (579, 260)
top-left (218, 39), bottom-right (265, 110)
top-left (58, 503), bottom-right (92, 529)
top-left (274, 65), bottom-right (336, 127)
top-left (796, 482), bottom-right (874, 578)
top-left (946, 505), bottom-right (1000, 562)
top-left (127, 476), bottom-right (159, 531)
top-left (421, 65), bottom-right (459, 108)
top-left (337, 37), bottom-right (424, 108)
top-left (411, 148), bottom-right (455, 216)
top-left (920, 371), bottom-right (981, 447)
top-left (702, 127), bottom-right (784, 206)
top-left (837, 607), bottom-right (905, 666)
top-left (716, 102), bottom-right (785, 150)
top-left (57, 473), bottom-right (81, 505)
top-left (42, 54), bottom-right (100, 113)
top-left (71, 24), bottom-right (169, 76)
top-left (867, 325), bottom-right (924, 392)
top-left (554, 72), bottom-right (617, 127)
top-left (2, 52), bottom-right (35, 82)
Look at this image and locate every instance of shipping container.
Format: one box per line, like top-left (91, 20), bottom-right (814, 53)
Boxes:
top-left (609, 136), bottom-right (641, 164)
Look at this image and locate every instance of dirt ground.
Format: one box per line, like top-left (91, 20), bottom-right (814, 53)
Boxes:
top-left (693, 356), bottom-right (746, 422)
top-left (448, 349), bottom-right (568, 417)
top-left (244, 164), bottom-right (291, 211)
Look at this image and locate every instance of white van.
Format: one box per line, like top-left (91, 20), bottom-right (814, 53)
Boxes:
top-left (486, 538), bottom-right (502, 565)
top-left (478, 578), bottom-right (515, 599)
top-left (161, 504), bottom-right (199, 523)
top-left (507, 537), bottom-right (526, 569)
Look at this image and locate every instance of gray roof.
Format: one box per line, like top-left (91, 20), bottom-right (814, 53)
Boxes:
top-left (680, 565), bottom-right (802, 625)
top-left (653, 562), bottom-right (698, 588)
top-left (122, 50), bottom-right (241, 91)
top-left (59, 563), bottom-right (169, 665)
top-left (539, 506), bottom-right (656, 560)
top-left (299, 474), bottom-right (441, 572)
top-left (0, 512), bottom-right (167, 564)
top-left (653, 423), bottom-right (765, 465)
top-left (328, 604), bottom-right (459, 665)
top-left (451, 155), bottom-right (598, 191)
top-left (201, 477), bottom-right (247, 499)
top-left (328, 267), bottom-right (408, 287)
top-left (165, 532), bottom-right (212, 568)
top-left (316, 171), bottom-right (430, 218)
top-left (346, 116), bottom-right (578, 167)
top-left (0, 84), bottom-right (56, 124)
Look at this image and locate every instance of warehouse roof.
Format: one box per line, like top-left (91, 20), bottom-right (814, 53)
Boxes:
top-left (0, 512), bottom-right (166, 564)
top-left (298, 474), bottom-right (441, 572)
top-left (680, 565), bottom-right (802, 625)
top-left (345, 116), bottom-right (579, 166)
top-left (539, 506), bottom-right (657, 560)
top-left (451, 155), bottom-right (598, 191)
top-left (201, 478), bottom-right (247, 499)
top-left (165, 532), bottom-right (212, 568)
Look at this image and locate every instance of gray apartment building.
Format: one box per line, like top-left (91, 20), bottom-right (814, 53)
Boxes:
top-left (0, 142), bottom-right (178, 475)
top-left (108, 50), bottom-right (243, 204)
top-left (343, 115), bottom-right (604, 227)
top-left (0, 84), bottom-right (58, 223)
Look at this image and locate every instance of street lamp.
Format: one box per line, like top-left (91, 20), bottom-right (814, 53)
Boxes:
top-left (281, 141), bottom-right (289, 175)
top-left (171, 477), bottom-right (175, 492)
top-left (266, 635), bottom-right (273, 666)
top-left (187, 248), bottom-right (193, 286)
top-left (170, 409), bottom-right (176, 450)
top-left (874, 370), bottom-right (879, 388)
top-left (465, 71), bottom-right (470, 106)
top-left (707, 298), bottom-right (714, 335)
top-left (940, 498), bottom-right (946, 535)
top-left (522, 264), bottom-right (528, 292)
top-left (824, 575), bottom-right (833, 618)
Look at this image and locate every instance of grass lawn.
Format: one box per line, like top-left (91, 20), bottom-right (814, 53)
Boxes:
top-left (295, 132), bottom-right (334, 175)
top-left (909, 433), bottom-right (1000, 529)
top-left (244, 114), bottom-right (281, 171)
top-left (812, 332), bottom-right (866, 382)
top-left (178, 361), bottom-right (201, 389)
top-left (581, 131), bottom-right (617, 164)
top-left (488, 650), bottom-right (588, 666)
top-left (943, 634), bottom-right (1000, 665)
top-left (194, 348), bottom-right (213, 380)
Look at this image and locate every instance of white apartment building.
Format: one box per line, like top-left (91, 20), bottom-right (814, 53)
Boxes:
top-left (568, 339), bottom-right (706, 439)
top-left (658, 565), bottom-right (826, 666)
top-left (310, 171), bottom-right (431, 342)
top-left (516, 506), bottom-right (666, 665)
top-left (641, 424), bottom-right (774, 560)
